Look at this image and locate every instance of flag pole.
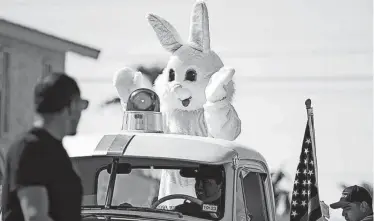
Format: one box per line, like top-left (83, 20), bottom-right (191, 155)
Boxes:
top-left (305, 99), bottom-right (319, 185)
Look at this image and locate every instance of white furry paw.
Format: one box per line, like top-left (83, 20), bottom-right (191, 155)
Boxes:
top-left (113, 67), bottom-right (144, 103)
top-left (205, 67), bottom-right (235, 103)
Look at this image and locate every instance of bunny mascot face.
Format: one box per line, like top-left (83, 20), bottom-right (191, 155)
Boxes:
top-left (113, 0), bottom-right (242, 210)
top-left (150, 11), bottom-right (226, 112)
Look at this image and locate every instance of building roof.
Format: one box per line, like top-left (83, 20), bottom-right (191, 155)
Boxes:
top-left (63, 131), bottom-right (267, 165)
top-left (0, 18), bottom-right (100, 59)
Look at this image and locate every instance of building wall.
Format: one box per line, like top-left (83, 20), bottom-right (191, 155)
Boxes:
top-left (0, 34), bottom-right (65, 150)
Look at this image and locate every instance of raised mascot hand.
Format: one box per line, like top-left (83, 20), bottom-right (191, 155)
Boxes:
top-left (205, 67), bottom-right (235, 103)
top-left (113, 67), bottom-right (149, 110)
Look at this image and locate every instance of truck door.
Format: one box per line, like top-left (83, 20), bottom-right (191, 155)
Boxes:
top-left (236, 170), bottom-right (252, 221)
top-left (236, 168), bottom-right (270, 221)
top-left (0, 147), bottom-right (5, 215)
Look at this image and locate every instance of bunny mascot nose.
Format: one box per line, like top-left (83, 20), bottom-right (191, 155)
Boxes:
top-left (170, 84), bottom-right (192, 100)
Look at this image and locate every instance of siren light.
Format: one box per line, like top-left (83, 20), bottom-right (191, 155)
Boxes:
top-left (126, 88), bottom-right (160, 112)
top-left (121, 88), bottom-right (163, 133)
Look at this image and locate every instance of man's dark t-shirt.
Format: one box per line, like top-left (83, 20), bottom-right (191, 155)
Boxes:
top-left (1, 127), bottom-right (83, 221)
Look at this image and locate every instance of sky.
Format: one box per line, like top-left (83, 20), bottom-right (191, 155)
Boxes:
top-left (1, 0), bottom-right (372, 79)
top-left (0, 0), bottom-right (372, 219)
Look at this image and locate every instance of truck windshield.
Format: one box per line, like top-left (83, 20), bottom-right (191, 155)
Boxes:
top-left (89, 164), bottom-right (226, 220)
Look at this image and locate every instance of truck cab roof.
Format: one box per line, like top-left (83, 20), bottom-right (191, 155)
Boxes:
top-left (63, 131), bottom-right (268, 165)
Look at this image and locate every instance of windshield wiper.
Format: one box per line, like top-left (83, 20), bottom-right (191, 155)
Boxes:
top-left (117, 207), bottom-right (183, 218)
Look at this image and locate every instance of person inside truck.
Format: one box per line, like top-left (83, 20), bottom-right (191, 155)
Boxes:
top-left (174, 166), bottom-right (224, 219)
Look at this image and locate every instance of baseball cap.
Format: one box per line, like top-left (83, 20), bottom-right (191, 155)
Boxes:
top-left (180, 165), bottom-right (224, 182)
top-left (330, 185), bottom-right (373, 209)
top-left (195, 165), bottom-right (224, 184)
top-left (34, 72), bottom-right (88, 113)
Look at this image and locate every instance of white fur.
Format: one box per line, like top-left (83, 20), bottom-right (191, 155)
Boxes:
top-left (113, 0), bottom-right (242, 208)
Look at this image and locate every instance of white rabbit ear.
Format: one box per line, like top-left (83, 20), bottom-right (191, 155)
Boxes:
top-left (147, 14), bottom-right (183, 53)
top-left (188, 0), bottom-right (210, 52)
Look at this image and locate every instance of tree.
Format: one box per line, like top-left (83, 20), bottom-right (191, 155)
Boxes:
top-left (271, 169), bottom-right (291, 216)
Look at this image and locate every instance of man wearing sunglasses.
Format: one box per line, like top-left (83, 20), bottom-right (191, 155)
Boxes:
top-left (1, 72), bottom-right (88, 221)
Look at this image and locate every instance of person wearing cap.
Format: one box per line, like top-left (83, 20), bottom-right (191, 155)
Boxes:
top-left (174, 166), bottom-right (224, 219)
top-left (1, 72), bottom-right (88, 221)
top-left (330, 185), bottom-right (373, 221)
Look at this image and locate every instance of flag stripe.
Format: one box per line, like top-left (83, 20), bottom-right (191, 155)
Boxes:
top-left (289, 119), bottom-right (322, 221)
top-left (308, 195), bottom-right (321, 213)
top-left (309, 207), bottom-right (323, 221)
top-left (300, 195), bottom-right (322, 221)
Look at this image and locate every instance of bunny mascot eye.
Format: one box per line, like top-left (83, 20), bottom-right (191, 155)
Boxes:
top-left (185, 69), bottom-right (197, 82)
top-left (168, 69), bottom-right (175, 82)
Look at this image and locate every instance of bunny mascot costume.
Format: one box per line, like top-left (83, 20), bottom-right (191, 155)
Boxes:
top-left (113, 0), bottom-right (242, 209)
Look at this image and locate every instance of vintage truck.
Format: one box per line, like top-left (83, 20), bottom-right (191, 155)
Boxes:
top-left (63, 88), bottom-right (277, 221)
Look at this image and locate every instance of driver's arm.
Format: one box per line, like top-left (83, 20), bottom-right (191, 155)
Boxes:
top-left (16, 143), bottom-right (54, 221)
top-left (174, 201), bottom-right (195, 214)
top-left (174, 201), bottom-right (188, 212)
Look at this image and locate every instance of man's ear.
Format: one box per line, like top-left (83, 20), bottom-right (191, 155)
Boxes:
top-left (65, 104), bottom-right (72, 116)
top-left (63, 102), bottom-right (73, 116)
top-left (360, 201), bottom-right (369, 213)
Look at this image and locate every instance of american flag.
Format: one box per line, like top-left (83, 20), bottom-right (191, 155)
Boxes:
top-left (290, 119), bottom-right (322, 221)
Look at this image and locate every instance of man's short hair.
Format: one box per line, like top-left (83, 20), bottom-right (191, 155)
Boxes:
top-left (34, 72), bottom-right (81, 114)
